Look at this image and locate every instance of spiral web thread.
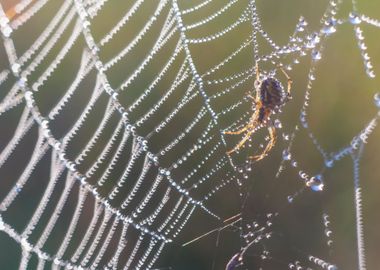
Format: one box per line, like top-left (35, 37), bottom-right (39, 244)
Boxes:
top-left (0, 0), bottom-right (379, 269)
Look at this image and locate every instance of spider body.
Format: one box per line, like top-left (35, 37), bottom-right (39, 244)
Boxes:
top-left (224, 64), bottom-right (292, 162)
top-left (257, 77), bottom-right (285, 123)
top-left (258, 77), bottom-right (288, 122)
top-left (260, 77), bottom-right (284, 109)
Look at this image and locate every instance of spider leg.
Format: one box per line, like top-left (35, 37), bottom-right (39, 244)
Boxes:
top-left (278, 66), bottom-right (293, 97)
top-left (224, 110), bottom-right (259, 135)
top-left (223, 124), bottom-right (251, 135)
top-left (249, 125), bottom-right (277, 161)
top-left (255, 63), bottom-right (260, 82)
top-left (246, 93), bottom-right (256, 102)
top-left (226, 129), bottom-right (254, 155)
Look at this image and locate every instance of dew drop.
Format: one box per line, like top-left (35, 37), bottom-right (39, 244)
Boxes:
top-left (15, 184), bottom-right (22, 193)
top-left (300, 114), bottom-right (308, 128)
top-left (356, 28), bottom-right (364, 40)
top-left (297, 25), bottom-right (305, 32)
top-left (21, 238), bottom-right (32, 252)
top-left (282, 149), bottom-right (291, 160)
top-left (312, 50), bottom-right (322, 61)
top-left (299, 172), bottom-right (307, 179)
top-left (17, 77), bottom-right (26, 87)
top-left (365, 62), bottom-right (373, 70)
top-left (311, 33), bottom-right (320, 44)
top-left (54, 258), bottom-right (62, 266)
top-left (325, 158), bottom-right (334, 168)
top-left (274, 119), bottom-right (282, 129)
top-left (349, 12), bottom-right (361, 25)
top-left (322, 18), bottom-right (337, 35)
top-left (2, 25), bottom-right (12, 37)
top-left (306, 41), bottom-right (316, 49)
top-left (309, 174), bottom-right (324, 192)
top-left (0, 216), bottom-right (4, 231)
top-left (11, 63), bottom-right (20, 73)
top-left (367, 70), bottom-right (375, 78)
top-left (299, 16), bottom-right (308, 26)
top-left (374, 92), bottom-right (380, 108)
top-left (245, 164), bottom-right (252, 172)
top-left (360, 43), bottom-right (367, 50)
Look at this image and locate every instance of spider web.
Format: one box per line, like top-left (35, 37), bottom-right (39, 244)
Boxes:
top-left (0, 0), bottom-right (379, 269)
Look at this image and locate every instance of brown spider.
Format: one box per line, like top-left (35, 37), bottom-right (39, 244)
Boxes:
top-left (224, 64), bottom-right (293, 162)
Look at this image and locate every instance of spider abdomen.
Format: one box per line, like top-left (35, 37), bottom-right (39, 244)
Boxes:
top-left (260, 78), bottom-right (283, 109)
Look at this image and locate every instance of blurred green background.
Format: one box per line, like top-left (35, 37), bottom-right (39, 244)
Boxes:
top-left (0, 0), bottom-right (379, 269)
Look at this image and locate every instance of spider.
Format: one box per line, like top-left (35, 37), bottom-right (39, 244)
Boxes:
top-left (224, 63), bottom-right (293, 162)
